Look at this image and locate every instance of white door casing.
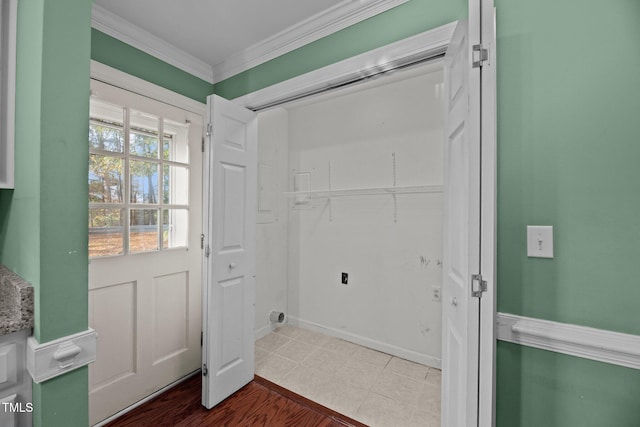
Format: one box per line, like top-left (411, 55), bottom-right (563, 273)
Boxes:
top-left (202, 95), bottom-right (257, 408)
top-left (479, 2), bottom-right (497, 426)
top-left (88, 80), bottom-right (203, 425)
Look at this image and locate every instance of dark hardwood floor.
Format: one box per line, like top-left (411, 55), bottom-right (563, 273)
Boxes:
top-left (104, 374), bottom-right (367, 427)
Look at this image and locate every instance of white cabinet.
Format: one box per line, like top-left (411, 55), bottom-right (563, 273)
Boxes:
top-left (0, 330), bottom-right (31, 427)
top-left (0, 0), bottom-right (17, 188)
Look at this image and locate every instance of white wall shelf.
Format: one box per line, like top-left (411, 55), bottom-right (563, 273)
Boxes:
top-left (287, 154), bottom-right (443, 222)
top-left (284, 184), bottom-right (443, 199)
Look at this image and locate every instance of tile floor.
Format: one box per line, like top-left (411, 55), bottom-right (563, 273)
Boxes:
top-left (255, 325), bottom-right (441, 427)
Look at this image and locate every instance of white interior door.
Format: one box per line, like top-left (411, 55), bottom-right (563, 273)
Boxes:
top-left (441, 17), bottom-right (482, 427)
top-left (88, 80), bottom-right (203, 425)
top-left (202, 94), bottom-right (257, 408)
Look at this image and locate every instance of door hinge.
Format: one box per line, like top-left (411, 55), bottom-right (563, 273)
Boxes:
top-left (206, 122), bottom-right (212, 137)
top-left (472, 44), bottom-right (489, 68)
top-left (204, 244), bottom-right (210, 258)
top-left (200, 331), bottom-right (203, 347)
top-left (202, 363), bottom-right (208, 377)
top-left (471, 274), bottom-right (487, 298)
top-left (201, 137), bottom-right (205, 153)
top-left (200, 234), bottom-right (205, 249)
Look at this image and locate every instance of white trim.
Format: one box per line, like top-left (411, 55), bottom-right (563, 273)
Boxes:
top-left (26, 329), bottom-right (97, 384)
top-left (254, 324), bottom-right (276, 341)
top-left (232, 21), bottom-right (455, 110)
top-left (0, 0), bottom-right (17, 189)
top-left (214, 0), bottom-right (409, 83)
top-left (497, 313), bottom-right (640, 370)
top-left (91, 5), bottom-right (214, 84)
top-left (479, 4), bottom-right (497, 427)
top-left (90, 61), bottom-right (206, 116)
top-left (92, 370), bottom-right (199, 427)
top-left (288, 316), bottom-right (441, 369)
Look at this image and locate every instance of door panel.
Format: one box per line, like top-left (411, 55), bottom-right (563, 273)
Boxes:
top-left (89, 282), bottom-right (136, 390)
top-left (88, 80), bottom-right (203, 425)
top-left (441, 18), bottom-right (482, 427)
top-left (152, 272), bottom-right (189, 363)
top-left (203, 95), bottom-right (257, 409)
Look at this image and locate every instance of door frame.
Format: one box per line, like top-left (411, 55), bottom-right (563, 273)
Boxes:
top-left (231, 10), bottom-right (496, 427)
top-left (90, 61), bottom-right (207, 116)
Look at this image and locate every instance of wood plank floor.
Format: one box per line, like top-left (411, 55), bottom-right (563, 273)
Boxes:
top-left (104, 374), bottom-right (368, 427)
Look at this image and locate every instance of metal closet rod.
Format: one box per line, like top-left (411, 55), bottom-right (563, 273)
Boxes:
top-left (248, 50), bottom-right (446, 112)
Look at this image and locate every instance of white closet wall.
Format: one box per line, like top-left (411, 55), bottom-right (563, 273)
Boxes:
top-left (255, 108), bottom-right (289, 337)
top-left (286, 66), bottom-right (445, 366)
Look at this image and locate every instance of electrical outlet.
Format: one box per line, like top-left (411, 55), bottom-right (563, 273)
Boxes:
top-left (432, 286), bottom-right (441, 302)
top-left (341, 272), bottom-right (348, 285)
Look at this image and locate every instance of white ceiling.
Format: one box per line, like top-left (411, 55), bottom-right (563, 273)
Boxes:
top-left (94, 0), bottom-right (346, 70)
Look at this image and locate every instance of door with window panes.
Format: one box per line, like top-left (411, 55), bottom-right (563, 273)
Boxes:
top-left (88, 80), bottom-right (203, 425)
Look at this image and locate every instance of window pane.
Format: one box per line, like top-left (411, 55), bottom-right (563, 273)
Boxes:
top-left (130, 209), bottom-right (158, 253)
top-left (89, 208), bottom-right (124, 257)
top-left (89, 100), bottom-right (124, 153)
top-left (130, 110), bottom-right (159, 158)
top-left (130, 161), bottom-right (159, 204)
top-left (162, 209), bottom-right (188, 249)
top-left (163, 118), bottom-right (189, 164)
top-left (163, 165), bottom-right (189, 205)
top-left (89, 154), bottom-right (124, 203)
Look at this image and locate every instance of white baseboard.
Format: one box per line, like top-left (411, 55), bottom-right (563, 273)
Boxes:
top-left (497, 313), bottom-right (640, 370)
top-left (287, 316), bottom-right (441, 369)
top-left (254, 324), bottom-right (275, 340)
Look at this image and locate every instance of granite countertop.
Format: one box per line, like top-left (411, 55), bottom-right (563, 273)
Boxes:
top-left (0, 265), bottom-right (34, 336)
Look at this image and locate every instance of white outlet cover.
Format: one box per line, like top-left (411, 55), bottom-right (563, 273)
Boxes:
top-left (527, 226), bottom-right (554, 258)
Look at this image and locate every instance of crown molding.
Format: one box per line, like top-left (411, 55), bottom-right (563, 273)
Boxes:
top-left (497, 313), bottom-right (640, 370)
top-left (213, 0), bottom-right (410, 83)
top-left (91, 4), bottom-right (214, 83)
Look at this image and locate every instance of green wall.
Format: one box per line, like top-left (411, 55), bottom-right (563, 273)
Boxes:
top-left (0, 0), bottom-right (92, 425)
top-left (493, 1), bottom-right (640, 424)
top-left (497, 342), bottom-right (640, 426)
top-left (91, 29), bottom-right (213, 103)
top-left (497, 0), bottom-right (640, 334)
top-left (495, 0), bottom-right (640, 334)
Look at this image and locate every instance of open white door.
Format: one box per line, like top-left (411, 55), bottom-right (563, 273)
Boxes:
top-left (441, 16), bottom-right (482, 427)
top-left (442, 0), bottom-right (496, 425)
top-left (202, 94), bottom-right (257, 408)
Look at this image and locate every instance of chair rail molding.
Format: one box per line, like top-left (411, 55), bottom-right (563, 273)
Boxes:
top-left (26, 329), bottom-right (97, 383)
top-left (497, 313), bottom-right (640, 370)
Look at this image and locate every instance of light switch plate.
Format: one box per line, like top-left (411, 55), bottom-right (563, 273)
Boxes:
top-left (527, 226), bottom-right (554, 258)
